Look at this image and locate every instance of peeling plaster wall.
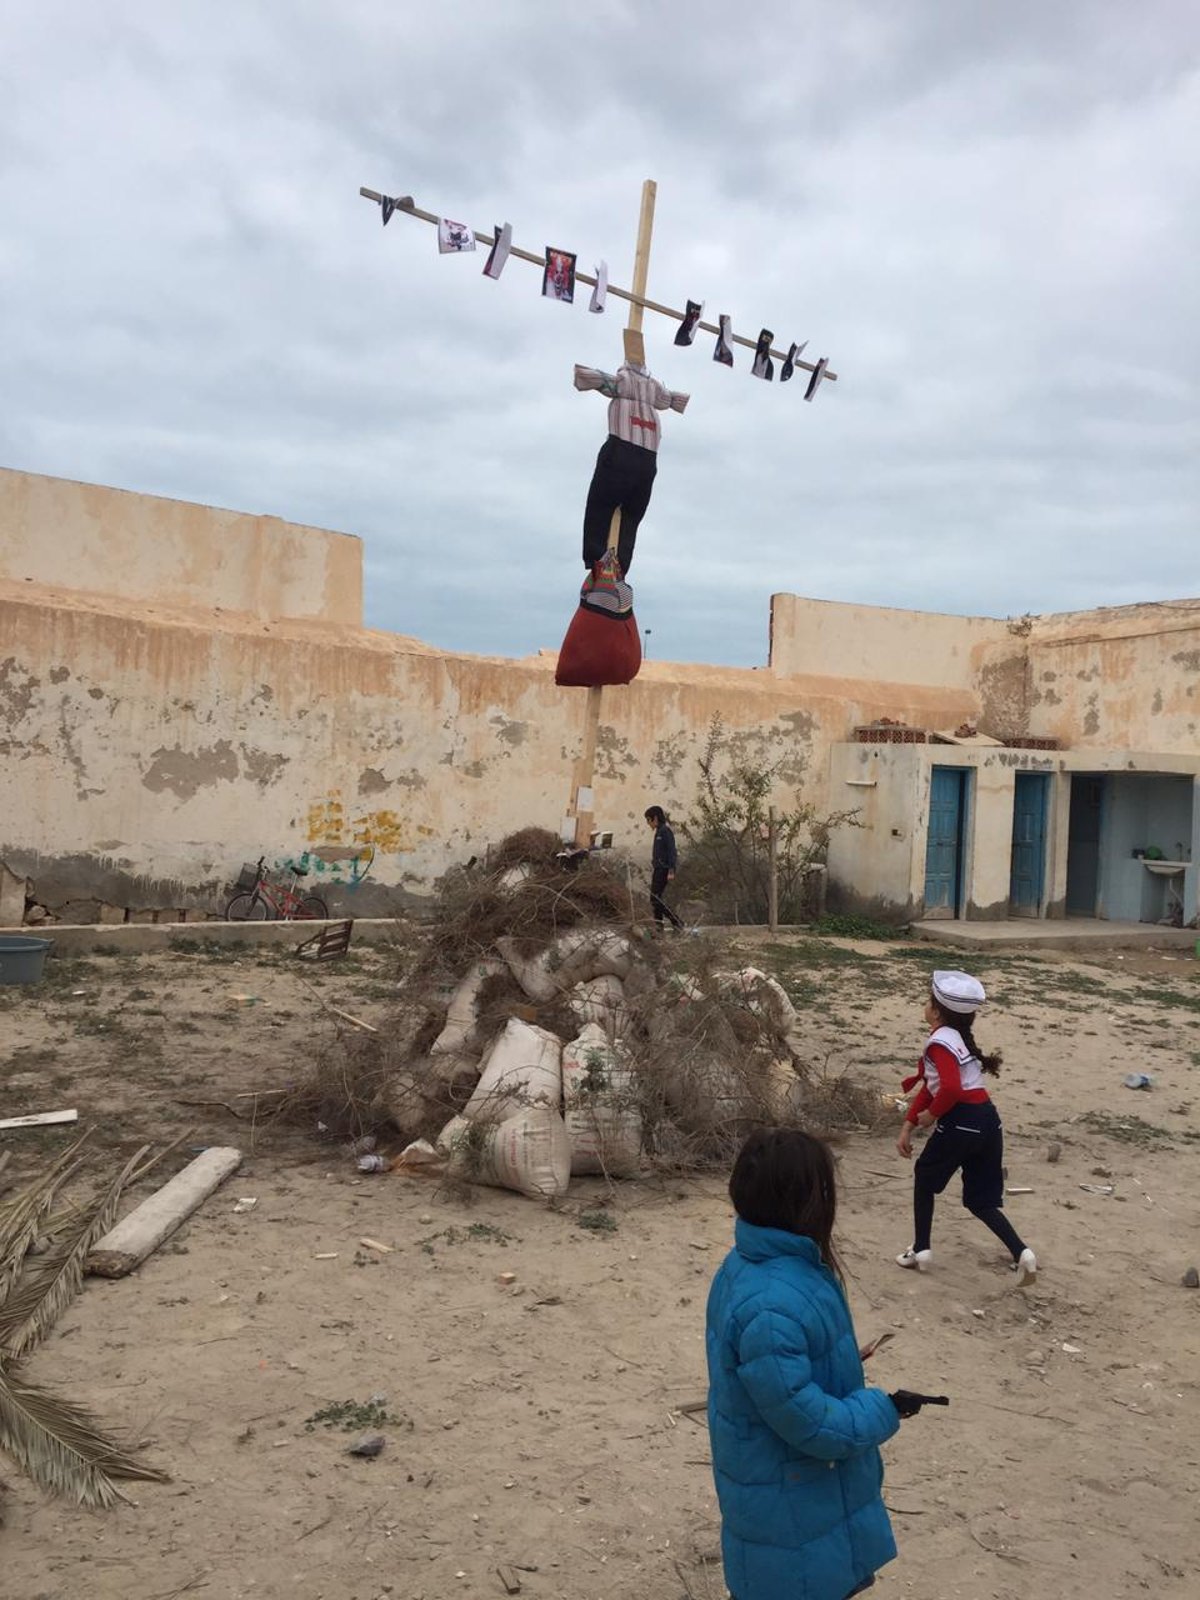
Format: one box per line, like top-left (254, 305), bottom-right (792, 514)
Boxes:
top-left (0, 468), bottom-right (363, 626)
top-left (0, 582), bottom-right (979, 919)
top-left (978, 599), bottom-right (1200, 753)
top-left (5, 472), bottom-right (1197, 927)
top-left (771, 594), bottom-right (1003, 692)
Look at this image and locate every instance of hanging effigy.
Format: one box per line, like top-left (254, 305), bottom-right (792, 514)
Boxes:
top-left (359, 182), bottom-right (839, 844)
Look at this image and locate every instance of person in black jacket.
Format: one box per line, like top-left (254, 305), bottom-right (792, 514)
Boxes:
top-left (645, 805), bottom-right (684, 931)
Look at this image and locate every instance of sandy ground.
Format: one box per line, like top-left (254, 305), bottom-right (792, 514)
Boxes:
top-left (1, 932), bottom-right (1198, 1600)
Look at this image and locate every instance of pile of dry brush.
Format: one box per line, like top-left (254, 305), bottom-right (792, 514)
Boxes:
top-left (280, 828), bottom-right (887, 1173)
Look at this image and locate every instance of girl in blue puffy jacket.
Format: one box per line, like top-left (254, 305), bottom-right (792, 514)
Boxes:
top-left (706, 1129), bottom-right (908, 1600)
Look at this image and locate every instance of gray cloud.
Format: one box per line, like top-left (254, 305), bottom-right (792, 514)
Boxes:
top-left (2, 1), bottom-right (1198, 667)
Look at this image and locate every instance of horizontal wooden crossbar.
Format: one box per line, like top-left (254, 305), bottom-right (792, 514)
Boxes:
top-left (359, 188), bottom-right (836, 383)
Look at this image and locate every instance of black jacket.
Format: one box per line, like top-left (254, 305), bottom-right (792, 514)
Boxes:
top-left (651, 822), bottom-right (678, 873)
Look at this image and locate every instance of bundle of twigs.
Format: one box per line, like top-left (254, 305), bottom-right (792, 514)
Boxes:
top-left (0, 1134), bottom-right (169, 1507)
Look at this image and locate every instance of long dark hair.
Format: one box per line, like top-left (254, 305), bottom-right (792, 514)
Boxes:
top-left (930, 998), bottom-right (1002, 1076)
top-left (728, 1128), bottom-right (844, 1280)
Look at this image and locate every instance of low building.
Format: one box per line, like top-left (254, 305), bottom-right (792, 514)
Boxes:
top-left (2, 467), bottom-right (1196, 928)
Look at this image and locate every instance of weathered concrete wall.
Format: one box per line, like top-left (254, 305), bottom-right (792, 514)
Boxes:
top-left (0, 579), bottom-right (979, 920)
top-left (5, 470), bottom-right (1198, 927)
top-left (771, 594), bottom-right (1002, 693)
top-left (977, 600), bottom-right (1200, 753)
top-left (0, 468), bottom-right (363, 626)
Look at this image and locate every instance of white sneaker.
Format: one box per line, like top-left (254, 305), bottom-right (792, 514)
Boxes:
top-left (895, 1247), bottom-right (932, 1272)
top-left (1013, 1248), bottom-right (1038, 1287)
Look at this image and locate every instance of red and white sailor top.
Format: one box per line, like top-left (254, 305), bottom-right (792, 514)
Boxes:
top-left (902, 1025), bottom-right (990, 1126)
top-left (573, 362), bottom-right (689, 453)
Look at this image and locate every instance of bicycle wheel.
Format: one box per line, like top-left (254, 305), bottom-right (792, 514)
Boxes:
top-left (296, 895), bottom-right (329, 920)
top-left (225, 892), bottom-right (270, 922)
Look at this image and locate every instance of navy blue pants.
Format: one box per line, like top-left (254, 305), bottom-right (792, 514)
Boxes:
top-left (913, 1100), bottom-right (1026, 1258)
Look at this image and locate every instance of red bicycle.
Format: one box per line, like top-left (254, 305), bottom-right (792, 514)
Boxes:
top-left (225, 857), bottom-right (328, 922)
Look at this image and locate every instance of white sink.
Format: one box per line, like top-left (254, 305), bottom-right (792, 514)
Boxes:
top-left (1142, 860), bottom-right (1189, 876)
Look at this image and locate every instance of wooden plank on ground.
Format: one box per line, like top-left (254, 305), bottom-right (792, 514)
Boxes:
top-left (85, 1146), bottom-right (242, 1278)
top-left (0, 1109), bottom-right (79, 1130)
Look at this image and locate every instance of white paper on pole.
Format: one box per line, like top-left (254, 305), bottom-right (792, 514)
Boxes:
top-left (589, 260), bottom-right (608, 313)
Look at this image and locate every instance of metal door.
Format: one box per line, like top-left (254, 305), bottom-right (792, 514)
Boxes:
top-left (924, 766), bottom-right (966, 918)
top-left (1009, 772), bottom-right (1050, 915)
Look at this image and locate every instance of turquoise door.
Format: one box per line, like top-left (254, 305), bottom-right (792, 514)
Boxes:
top-left (1009, 772), bottom-right (1050, 916)
top-left (924, 766), bottom-right (966, 918)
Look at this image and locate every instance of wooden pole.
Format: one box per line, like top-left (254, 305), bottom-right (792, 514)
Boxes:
top-left (767, 806), bottom-right (779, 933)
top-left (571, 181), bottom-right (659, 849)
top-left (622, 178), bottom-right (657, 367)
top-left (86, 1146), bottom-right (243, 1278)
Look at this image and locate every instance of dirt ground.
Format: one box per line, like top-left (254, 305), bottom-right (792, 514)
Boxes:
top-left (2, 931), bottom-right (1198, 1600)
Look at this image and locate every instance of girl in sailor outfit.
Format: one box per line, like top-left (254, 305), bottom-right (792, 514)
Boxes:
top-left (894, 970), bottom-right (1037, 1286)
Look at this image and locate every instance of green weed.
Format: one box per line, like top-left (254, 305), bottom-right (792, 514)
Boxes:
top-left (305, 1397), bottom-right (401, 1432)
top-left (416, 1222), bottom-right (514, 1251)
top-left (810, 914), bottom-right (907, 941)
top-left (577, 1210), bottom-right (618, 1233)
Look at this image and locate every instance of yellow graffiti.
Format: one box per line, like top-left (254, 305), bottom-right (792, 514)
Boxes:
top-left (306, 797), bottom-right (346, 844)
top-left (306, 794), bottom-right (414, 854)
top-left (350, 808), bottom-right (410, 854)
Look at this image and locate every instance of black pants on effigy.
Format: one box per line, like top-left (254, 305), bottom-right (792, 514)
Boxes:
top-left (582, 436), bottom-right (657, 575)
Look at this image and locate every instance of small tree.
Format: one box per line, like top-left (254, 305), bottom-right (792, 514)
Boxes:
top-left (679, 716), bottom-right (860, 925)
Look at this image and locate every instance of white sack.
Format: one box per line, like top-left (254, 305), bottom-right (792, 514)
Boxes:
top-left (431, 958), bottom-right (506, 1056)
top-left (438, 1105), bottom-right (572, 1200)
top-left (568, 975), bottom-right (629, 1039)
top-left (561, 1024), bottom-right (642, 1176)
top-left (463, 1017), bottom-right (563, 1121)
top-left (497, 930), bottom-right (632, 1003)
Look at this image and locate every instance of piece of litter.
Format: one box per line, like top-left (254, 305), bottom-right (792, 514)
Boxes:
top-left (498, 1271), bottom-right (517, 1286)
top-left (358, 1237), bottom-right (394, 1254)
top-left (1122, 1073), bottom-right (1153, 1091)
top-left (496, 1565), bottom-right (523, 1595)
top-left (232, 1197), bottom-right (258, 1214)
top-left (314, 1252), bottom-right (339, 1260)
top-left (1079, 1183), bottom-right (1115, 1195)
top-left (689, 1240), bottom-right (710, 1251)
top-left (1006, 1186), bottom-right (1034, 1195)
top-left (971, 1309), bottom-right (985, 1319)
top-left (1182, 1266), bottom-right (1199, 1289)
top-left (1062, 1343), bottom-right (1082, 1354)
top-left (391, 1138), bottom-right (443, 1172)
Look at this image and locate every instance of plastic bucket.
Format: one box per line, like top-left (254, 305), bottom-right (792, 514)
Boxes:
top-left (0, 936), bottom-right (54, 986)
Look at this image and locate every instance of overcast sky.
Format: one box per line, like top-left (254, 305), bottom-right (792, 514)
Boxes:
top-left (3, 2), bottom-right (1198, 666)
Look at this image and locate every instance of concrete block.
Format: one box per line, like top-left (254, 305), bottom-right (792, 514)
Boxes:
top-left (1, 861), bottom-right (28, 927)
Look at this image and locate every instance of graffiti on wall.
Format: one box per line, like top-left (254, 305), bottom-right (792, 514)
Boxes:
top-left (279, 843), bottom-right (376, 886)
top-left (274, 792), bottom-right (431, 886)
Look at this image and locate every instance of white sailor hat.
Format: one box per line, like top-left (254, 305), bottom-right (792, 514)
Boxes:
top-left (931, 970), bottom-right (986, 1014)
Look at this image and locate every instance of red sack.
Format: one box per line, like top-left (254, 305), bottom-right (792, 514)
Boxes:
top-left (555, 605), bottom-right (641, 686)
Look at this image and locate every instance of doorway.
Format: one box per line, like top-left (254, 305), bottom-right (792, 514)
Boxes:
top-left (1066, 774), bottom-right (1105, 916)
top-left (924, 765), bottom-right (968, 919)
top-left (1009, 772), bottom-right (1050, 916)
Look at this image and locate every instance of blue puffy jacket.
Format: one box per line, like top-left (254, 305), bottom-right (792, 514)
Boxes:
top-left (706, 1220), bottom-right (900, 1600)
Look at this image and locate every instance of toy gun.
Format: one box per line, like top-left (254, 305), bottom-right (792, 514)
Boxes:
top-left (889, 1390), bottom-right (950, 1418)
